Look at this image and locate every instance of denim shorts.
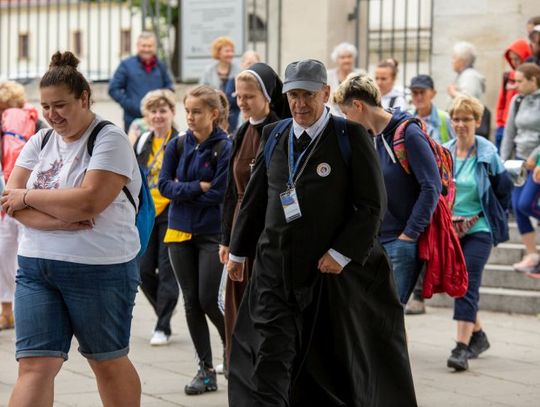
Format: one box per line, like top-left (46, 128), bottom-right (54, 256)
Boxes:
top-left (15, 256), bottom-right (140, 361)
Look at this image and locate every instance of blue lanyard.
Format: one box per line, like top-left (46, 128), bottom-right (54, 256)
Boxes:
top-left (287, 126), bottom-right (315, 187)
top-left (453, 144), bottom-right (476, 180)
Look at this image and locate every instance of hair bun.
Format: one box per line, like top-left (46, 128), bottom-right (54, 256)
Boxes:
top-left (49, 51), bottom-right (80, 69)
top-left (386, 58), bottom-right (398, 68)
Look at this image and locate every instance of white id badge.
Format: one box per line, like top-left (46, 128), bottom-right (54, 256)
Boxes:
top-left (280, 188), bottom-right (302, 223)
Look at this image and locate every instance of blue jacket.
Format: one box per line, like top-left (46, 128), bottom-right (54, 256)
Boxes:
top-left (445, 136), bottom-right (512, 246)
top-left (158, 128), bottom-right (232, 235)
top-left (108, 56), bottom-right (174, 130)
top-left (377, 108), bottom-right (442, 243)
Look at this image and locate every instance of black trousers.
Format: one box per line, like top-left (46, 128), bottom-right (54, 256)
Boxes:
top-left (168, 233), bottom-right (225, 367)
top-left (139, 210), bottom-right (179, 336)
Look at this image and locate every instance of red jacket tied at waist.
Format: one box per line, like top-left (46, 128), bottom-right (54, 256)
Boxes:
top-left (418, 195), bottom-right (468, 299)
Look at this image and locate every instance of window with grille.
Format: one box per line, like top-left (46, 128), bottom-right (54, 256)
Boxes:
top-left (120, 29), bottom-right (131, 56)
top-left (18, 33), bottom-right (29, 60)
top-left (72, 30), bottom-right (83, 56)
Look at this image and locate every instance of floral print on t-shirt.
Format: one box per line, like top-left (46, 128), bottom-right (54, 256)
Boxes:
top-left (33, 159), bottom-right (63, 189)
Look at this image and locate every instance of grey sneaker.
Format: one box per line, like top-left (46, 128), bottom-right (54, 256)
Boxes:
top-left (405, 298), bottom-right (426, 315)
top-left (468, 330), bottom-right (490, 359)
top-left (184, 363), bottom-right (217, 395)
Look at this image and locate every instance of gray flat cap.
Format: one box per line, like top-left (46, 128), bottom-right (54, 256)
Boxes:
top-left (282, 59), bottom-right (327, 93)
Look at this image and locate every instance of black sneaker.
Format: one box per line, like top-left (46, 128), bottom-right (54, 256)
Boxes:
top-left (468, 330), bottom-right (490, 359)
top-left (184, 363), bottom-right (218, 395)
top-left (223, 351), bottom-right (229, 380)
top-left (526, 262), bottom-right (540, 279)
top-left (447, 342), bottom-right (469, 371)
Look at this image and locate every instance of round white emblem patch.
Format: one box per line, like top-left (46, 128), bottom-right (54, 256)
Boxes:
top-left (316, 163), bottom-right (331, 177)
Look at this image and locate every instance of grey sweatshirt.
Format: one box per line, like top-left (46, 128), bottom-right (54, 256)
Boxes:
top-left (456, 67), bottom-right (486, 101)
top-left (501, 89), bottom-right (540, 161)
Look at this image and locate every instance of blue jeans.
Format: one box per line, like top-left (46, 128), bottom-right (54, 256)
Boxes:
top-left (495, 126), bottom-right (504, 153)
top-left (15, 256), bottom-right (139, 361)
top-left (512, 172), bottom-right (540, 234)
top-left (454, 232), bottom-right (492, 322)
top-left (383, 239), bottom-right (421, 304)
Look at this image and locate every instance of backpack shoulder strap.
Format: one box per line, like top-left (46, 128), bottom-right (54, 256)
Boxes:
top-left (40, 129), bottom-right (55, 150)
top-left (176, 132), bottom-right (186, 157)
top-left (392, 117), bottom-right (427, 174)
top-left (122, 185), bottom-right (137, 210)
top-left (86, 120), bottom-right (115, 156)
top-left (263, 118), bottom-right (293, 169)
top-left (332, 115), bottom-right (351, 167)
top-left (135, 131), bottom-right (153, 156)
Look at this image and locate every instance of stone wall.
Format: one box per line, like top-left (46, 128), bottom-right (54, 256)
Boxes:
top-left (431, 0), bottom-right (538, 121)
top-left (279, 0), bottom-right (356, 74)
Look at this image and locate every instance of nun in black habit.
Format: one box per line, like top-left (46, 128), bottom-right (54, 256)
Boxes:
top-left (226, 59), bottom-right (417, 407)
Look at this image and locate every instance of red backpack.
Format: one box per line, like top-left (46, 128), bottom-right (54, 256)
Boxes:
top-left (1, 104), bottom-right (38, 182)
top-left (392, 118), bottom-right (467, 298)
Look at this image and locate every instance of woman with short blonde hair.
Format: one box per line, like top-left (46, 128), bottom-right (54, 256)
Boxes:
top-left (134, 88), bottom-right (180, 347)
top-left (444, 95), bottom-right (512, 371)
top-left (0, 80), bottom-right (36, 333)
top-left (449, 94), bottom-right (484, 121)
top-left (0, 81), bottom-right (26, 111)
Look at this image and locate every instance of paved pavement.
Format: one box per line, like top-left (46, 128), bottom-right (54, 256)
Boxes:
top-left (1, 296), bottom-right (539, 407)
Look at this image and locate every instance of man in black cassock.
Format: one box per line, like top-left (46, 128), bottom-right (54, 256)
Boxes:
top-left (226, 59), bottom-right (417, 407)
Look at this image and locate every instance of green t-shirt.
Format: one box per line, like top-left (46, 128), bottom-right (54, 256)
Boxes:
top-left (453, 157), bottom-right (490, 235)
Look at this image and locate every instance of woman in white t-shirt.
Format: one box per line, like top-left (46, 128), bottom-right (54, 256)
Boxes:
top-left (375, 58), bottom-right (408, 111)
top-left (0, 52), bottom-right (142, 406)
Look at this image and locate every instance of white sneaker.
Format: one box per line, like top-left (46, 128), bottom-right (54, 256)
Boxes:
top-left (150, 330), bottom-right (170, 346)
top-left (216, 363), bottom-right (224, 374)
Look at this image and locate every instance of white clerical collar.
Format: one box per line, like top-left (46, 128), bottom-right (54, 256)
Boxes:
top-left (249, 116), bottom-right (267, 125)
top-left (292, 107), bottom-right (331, 140)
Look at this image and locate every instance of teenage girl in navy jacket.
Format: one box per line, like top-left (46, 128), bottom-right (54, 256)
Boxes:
top-left (158, 85), bottom-right (232, 395)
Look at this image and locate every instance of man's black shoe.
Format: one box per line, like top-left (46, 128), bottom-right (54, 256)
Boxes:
top-left (468, 330), bottom-right (490, 359)
top-left (447, 342), bottom-right (469, 371)
top-left (184, 363), bottom-right (218, 395)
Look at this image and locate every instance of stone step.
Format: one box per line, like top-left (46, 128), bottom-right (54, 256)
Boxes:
top-left (426, 287), bottom-right (540, 315)
top-left (483, 264), bottom-right (540, 291)
top-left (487, 242), bottom-right (540, 265)
top-left (508, 222), bottom-right (540, 244)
